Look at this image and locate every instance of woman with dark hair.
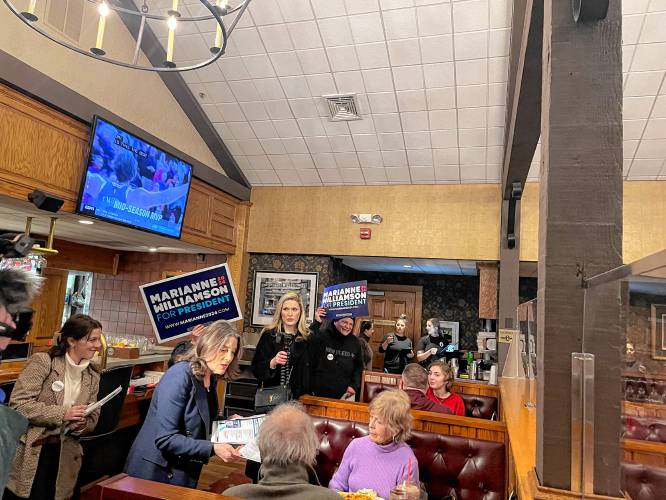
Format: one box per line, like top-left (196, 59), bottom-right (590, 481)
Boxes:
top-left (125, 320), bottom-right (243, 488)
top-left (355, 320), bottom-right (374, 371)
top-left (5, 314), bottom-right (103, 500)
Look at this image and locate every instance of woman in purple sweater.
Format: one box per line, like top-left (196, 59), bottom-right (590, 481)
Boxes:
top-left (329, 390), bottom-right (419, 499)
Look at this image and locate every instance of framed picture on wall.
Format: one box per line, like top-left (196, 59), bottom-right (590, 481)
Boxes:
top-left (651, 304), bottom-right (666, 360)
top-left (252, 271), bottom-right (318, 327)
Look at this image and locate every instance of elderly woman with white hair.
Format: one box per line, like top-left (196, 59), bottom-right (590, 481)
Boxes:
top-left (224, 403), bottom-right (340, 500)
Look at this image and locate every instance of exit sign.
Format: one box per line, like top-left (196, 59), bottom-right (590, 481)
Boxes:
top-left (360, 228), bottom-right (371, 239)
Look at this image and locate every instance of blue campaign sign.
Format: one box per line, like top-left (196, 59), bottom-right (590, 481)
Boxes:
top-left (320, 280), bottom-right (369, 320)
top-left (139, 263), bottom-right (242, 343)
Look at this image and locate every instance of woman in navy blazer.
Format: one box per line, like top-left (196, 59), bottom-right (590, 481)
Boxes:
top-left (125, 321), bottom-right (242, 488)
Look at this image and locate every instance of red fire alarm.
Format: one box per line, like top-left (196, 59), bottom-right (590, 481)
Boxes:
top-left (360, 228), bottom-right (371, 239)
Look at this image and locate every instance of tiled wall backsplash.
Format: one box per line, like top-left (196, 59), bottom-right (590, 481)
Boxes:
top-left (89, 252), bottom-right (225, 338)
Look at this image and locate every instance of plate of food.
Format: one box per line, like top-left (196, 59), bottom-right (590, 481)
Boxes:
top-left (338, 489), bottom-right (384, 500)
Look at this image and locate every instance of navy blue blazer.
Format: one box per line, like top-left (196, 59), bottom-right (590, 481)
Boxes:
top-left (125, 361), bottom-right (219, 488)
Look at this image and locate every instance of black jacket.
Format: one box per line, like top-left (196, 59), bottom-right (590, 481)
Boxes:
top-left (309, 322), bottom-right (363, 400)
top-left (251, 328), bottom-right (311, 399)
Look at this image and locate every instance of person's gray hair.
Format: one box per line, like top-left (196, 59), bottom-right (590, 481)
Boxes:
top-left (257, 402), bottom-right (319, 467)
top-left (402, 363), bottom-right (428, 390)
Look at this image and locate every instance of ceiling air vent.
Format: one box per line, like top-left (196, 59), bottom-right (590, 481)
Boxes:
top-left (323, 94), bottom-right (361, 121)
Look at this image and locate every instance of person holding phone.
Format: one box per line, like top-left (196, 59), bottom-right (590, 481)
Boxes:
top-left (378, 315), bottom-right (414, 374)
top-left (416, 317), bottom-right (449, 367)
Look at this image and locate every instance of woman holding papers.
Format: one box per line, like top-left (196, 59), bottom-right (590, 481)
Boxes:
top-left (4, 314), bottom-right (103, 500)
top-left (125, 320), bottom-right (242, 488)
top-left (379, 315), bottom-right (414, 374)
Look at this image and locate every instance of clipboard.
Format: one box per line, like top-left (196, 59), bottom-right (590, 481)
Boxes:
top-left (84, 385), bottom-right (123, 416)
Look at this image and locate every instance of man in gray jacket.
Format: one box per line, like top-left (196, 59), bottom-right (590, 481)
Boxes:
top-left (224, 403), bottom-right (340, 500)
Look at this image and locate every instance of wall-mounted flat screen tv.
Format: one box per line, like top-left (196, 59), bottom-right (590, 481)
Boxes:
top-left (77, 116), bottom-right (192, 238)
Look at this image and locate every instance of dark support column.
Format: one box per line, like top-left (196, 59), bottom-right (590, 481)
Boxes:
top-left (498, 198), bottom-right (520, 372)
top-left (537, 0), bottom-right (623, 494)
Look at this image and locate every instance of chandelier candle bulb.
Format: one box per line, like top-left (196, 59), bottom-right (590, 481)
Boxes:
top-left (166, 16), bottom-right (177, 63)
top-left (92, 3), bottom-right (109, 55)
top-left (27, 0), bottom-right (36, 15)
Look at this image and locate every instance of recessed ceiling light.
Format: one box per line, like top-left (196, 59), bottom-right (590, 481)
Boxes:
top-left (403, 264), bottom-right (412, 268)
top-left (78, 220), bottom-right (94, 225)
top-left (148, 247), bottom-right (158, 252)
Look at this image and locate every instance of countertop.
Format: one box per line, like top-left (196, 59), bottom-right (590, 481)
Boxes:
top-left (105, 352), bottom-right (171, 369)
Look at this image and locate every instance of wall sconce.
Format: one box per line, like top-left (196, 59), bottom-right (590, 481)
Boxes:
top-left (350, 214), bottom-right (382, 224)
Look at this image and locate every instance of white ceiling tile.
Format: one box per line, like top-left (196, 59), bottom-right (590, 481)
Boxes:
top-left (631, 43), bottom-right (666, 71)
top-left (323, 120), bottom-right (351, 135)
top-left (277, 0), bottom-right (315, 22)
top-left (282, 137), bottom-right (309, 153)
top-left (488, 57), bottom-right (509, 83)
top-left (258, 25), bottom-right (294, 52)
top-left (327, 46), bottom-right (361, 72)
top-left (346, 0), bottom-right (379, 14)
top-left (319, 17), bottom-right (355, 46)
top-left (459, 147), bottom-right (486, 165)
top-left (623, 0), bottom-right (650, 15)
top-left (195, 62), bottom-right (224, 83)
top-left (487, 106), bottom-right (506, 127)
top-left (280, 76), bottom-right (311, 98)
top-left (172, 34), bottom-right (210, 62)
top-left (417, 4), bottom-right (452, 36)
top-left (624, 139), bottom-right (640, 158)
top-left (373, 113), bottom-right (402, 132)
top-left (401, 111), bottom-right (429, 131)
top-left (623, 45), bottom-right (637, 73)
top-left (239, 139), bottom-right (264, 155)
top-left (182, 67), bottom-right (200, 85)
top-left (268, 154), bottom-right (294, 170)
top-left (290, 153), bottom-right (316, 168)
top-left (334, 71), bottom-right (366, 94)
top-left (407, 148), bottom-right (433, 166)
top-left (357, 151), bottom-right (384, 167)
top-left (270, 52), bottom-right (303, 76)
top-left (382, 149), bottom-right (408, 166)
top-left (435, 165), bottom-right (460, 182)
top-left (297, 49), bottom-right (332, 74)
top-left (653, 95), bottom-right (666, 117)
top-left (240, 102), bottom-right (270, 121)
top-left (229, 80), bottom-right (261, 102)
top-left (201, 81), bottom-right (234, 103)
top-left (456, 59), bottom-right (488, 85)
top-left (218, 57), bottom-right (250, 80)
top-left (217, 102), bottom-right (246, 121)
top-left (458, 128), bottom-right (486, 147)
top-left (254, 78), bottom-right (286, 100)
top-left (457, 84), bottom-right (488, 107)
top-left (273, 120), bottom-right (301, 139)
top-left (623, 119), bottom-right (647, 140)
top-left (404, 131), bottom-right (431, 149)
top-left (242, 54), bottom-right (276, 78)
top-left (260, 138), bottom-right (287, 155)
top-left (650, 0), bottom-right (666, 12)
top-left (385, 166), bottom-right (411, 182)
top-left (459, 164), bottom-right (486, 181)
top-left (410, 166), bottom-right (435, 181)
top-left (225, 140), bottom-right (243, 156)
top-left (296, 117), bottom-right (326, 135)
top-left (202, 104), bottom-right (223, 123)
top-left (423, 62), bottom-right (455, 87)
top-left (305, 136), bottom-right (333, 153)
top-left (243, 169), bottom-right (260, 185)
top-left (629, 159), bottom-right (664, 176)
top-left (257, 168), bottom-right (281, 184)
top-left (356, 42), bottom-right (390, 69)
top-left (349, 116), bottom-right (376, 133)
top-left (362, 68), bottom-right (396, 92)
top-left (350, 12), bottom-right (386, 43)
top-left (434, 148), bottom-right (459, 166)
top-left (378, 132), bottom-right (406, 149)
top-left (388, 38), bottom-right (422, 66)
top-left (624, 71), bottom-right (665, 96)
top-left (396, 89), bottom-right (427, 111)
top-left (486, 164), bottom-right (501, 182)
top-left (318, 168), bottom-right (344, 184)
top-left (623, 14), bottom-right (644, 45)
top-left (429, 109), bottom-right (457, 130)
top-left (624, 96), bottom-right (656, 119)
top-left (383, 8), bottom-right (418, 40)
top-left (328, 135), bottom-right (354, 153)
top-left (381, 0), bottom-right (414, 10)
top-left (362, 167), bottom-right (389, 182)
top-left (311, 0), bottom-right (347, 18)
top-left (488, 83), bottom-right (507, 106)
top-left (307, 74), bottom-right (338, 96)
top-left (453, 0), bottom-right (488, 32)
top-left (426, 87), bottom-right (456, 110)
top-left (229, 122), bottom-right (256, 140)
top-left (213, 121), bottom-right (233, 139)
top-left (287, 21), bottom-right (324, 50)
top-left (276, 169), bottom-right (302, 185)
top-left (250, 120), bottom-right (278, 139)
top-left (635, 139), bottom-right (666, 159)
top-left (420, 35), bottom-right (454, 63)
top-left (486, 145), bottom-right (503, 164)
top-left (245, 155), bottom-right (273, 171)
top-left (263, 99), bottom-right (292, 120)
top-left (487, 127), bottom-right (504, 146)
top-left (393, 65), bottom-right (425, 90)
top-left (249, 0), bottom-right (284, 25)
top-left (353, 134), bottom-right (381, 151)
top-left (454, 31), bottom-right (488, 60)
top-left (489, 0), bottom-right (511, 29)
top-left (296, 168), bottom-right (322, 184)
top-left (231, 28), bottom-right (266, 55)
top-left (335, 152), bottom-right (362, 167)
top-left (312, 152), bottom-right (338, 169)
top-left (431, 129), bottom-right (458, 149)
top-left (623, 158), bottom-right (633, 176)
top-left (340, 167), bottom-right (366, 183)
top-left (488, 29), bottom-right (510, 58)
top-left (458, 107), bottom-right (487, 128)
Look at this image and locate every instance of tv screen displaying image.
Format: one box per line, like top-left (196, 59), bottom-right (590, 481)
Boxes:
top-left (77, 116), bottom-right (192, 238)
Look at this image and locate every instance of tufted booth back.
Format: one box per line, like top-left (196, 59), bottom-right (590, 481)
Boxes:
top-left (622, 415), bottom-right (666, 443)
top-left (311, 416), bottom-right (506, 499)
top-left (363, 382), bottom-right (498, 420)
top-left (621, 463), bottom-right (666, 500)
top-left (623, 377), bottom-right (666, 404)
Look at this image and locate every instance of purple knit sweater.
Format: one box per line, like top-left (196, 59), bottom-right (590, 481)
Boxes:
top-left (328, 436), bottom-right (419, 500)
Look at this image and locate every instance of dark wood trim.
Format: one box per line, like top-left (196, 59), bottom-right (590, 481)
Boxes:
top-left (367, 283), bottom-right (423, 339)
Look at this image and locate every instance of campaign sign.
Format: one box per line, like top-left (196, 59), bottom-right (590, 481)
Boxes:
top-left (140, 264), bottom-right (242, 343)
top-left (320, 280), bottom-right (369, 319)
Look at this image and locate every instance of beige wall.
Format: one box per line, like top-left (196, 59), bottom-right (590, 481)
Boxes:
top-left (248, 181), bottom-right (666, 263)
top-left (248, 184), bottom-right (502, 260)
top-left (0, 5), bottom-right (224, 174)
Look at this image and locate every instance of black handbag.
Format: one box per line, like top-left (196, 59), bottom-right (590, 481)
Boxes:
top-left (254, 366), bottom-right (293, 414)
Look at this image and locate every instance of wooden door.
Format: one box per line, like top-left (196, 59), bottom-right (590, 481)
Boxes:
top-left (29, 267), bottom-right (68, 351)
top-left (364, 285), bottom-right (423, 371)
